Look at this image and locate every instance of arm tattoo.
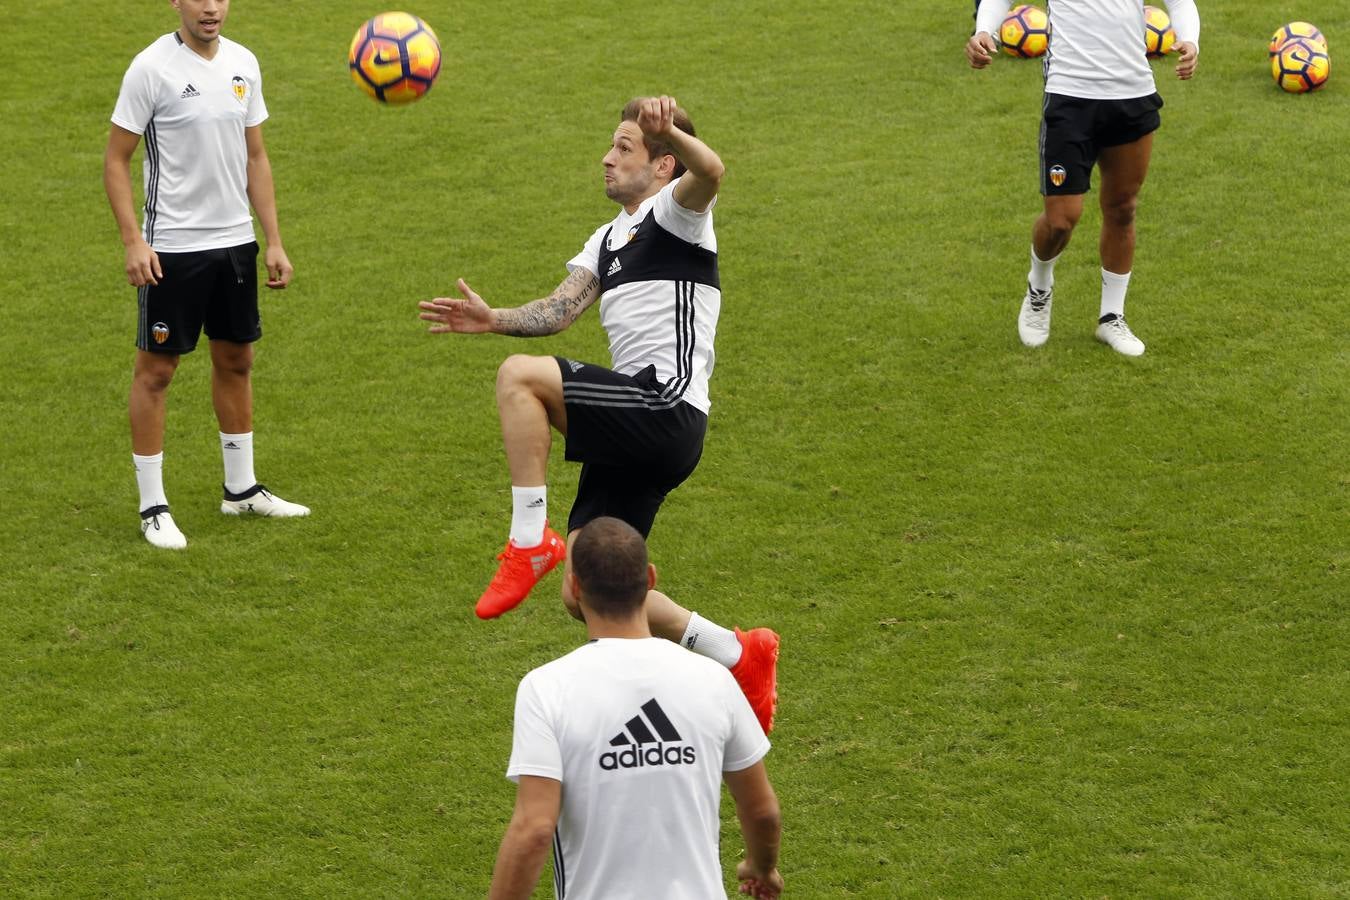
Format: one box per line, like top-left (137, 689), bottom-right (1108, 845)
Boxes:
top-left (495, 268), bottom-right (600, 337)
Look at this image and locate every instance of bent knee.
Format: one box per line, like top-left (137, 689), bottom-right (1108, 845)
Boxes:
top-left (497, 353), bottom-right (547, 387)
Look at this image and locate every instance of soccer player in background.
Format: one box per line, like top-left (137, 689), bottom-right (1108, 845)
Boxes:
top-left (419, 96), bottom-right (779, 733)
top-left (488, 518), bottom-right (783, 900)
top-left (104, 0), bottom-right (308, 549)
top-left (967, 0), bottom-right (1200, 356)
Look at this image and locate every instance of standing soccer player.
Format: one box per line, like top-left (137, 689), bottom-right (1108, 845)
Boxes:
top-left (968, 0), bottom-right (1200, 356)
top-left (488, 518), bottom-right (783, 900)
top-left (419, 96), bottom-right (779, 733)
top-left (105, 0), bottom-right (308, 550)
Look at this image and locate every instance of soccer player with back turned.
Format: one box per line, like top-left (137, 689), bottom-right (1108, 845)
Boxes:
top-left (105, 0), bottom-right (308, 550)
top-left (489, 517), bottom-right (783, 900)
top-left (419, 96), bottom-right (779, 733)
top-left (968, 0), bottom-right (1200, 356)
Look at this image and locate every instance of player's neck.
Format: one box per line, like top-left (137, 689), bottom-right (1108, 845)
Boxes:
top-left (585, 616), bottom-right (652, 641)
top-left (621, 181), bottom-right (667, 216)
top-left (179, 28), bottom-right (221, 60)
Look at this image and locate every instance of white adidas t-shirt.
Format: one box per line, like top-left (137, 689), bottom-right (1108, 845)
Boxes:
top-left (507, 638), bottom-right (769, 899)
top-left (567, 179), bottom-right (722, 414)
top-left (977, 0), bottom-right (1200, 99)
top-left (111, 33), bottom-right (267, 251)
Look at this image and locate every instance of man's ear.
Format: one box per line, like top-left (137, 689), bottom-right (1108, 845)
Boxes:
top-left (647, 563), bottom-right (658, 592)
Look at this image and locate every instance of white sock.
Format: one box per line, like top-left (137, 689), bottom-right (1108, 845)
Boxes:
top-left (133, 452), bottom-right (168, 513)
top-left (1028, 246), bottom-right (1058, 292)
top-left (509, 485), bottom-right (548, 547)
top-left (1100, 268), bottom-right (1131, 320)
top-left (220, 431), bottom-right (256, 494)
top-left (679, 612), bottom-right (743, 669)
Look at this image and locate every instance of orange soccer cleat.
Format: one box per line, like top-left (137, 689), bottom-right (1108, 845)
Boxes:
top-left (475, 527), bottom-right (566, 619)
top-left (731, 627), bottom-right (780, 734)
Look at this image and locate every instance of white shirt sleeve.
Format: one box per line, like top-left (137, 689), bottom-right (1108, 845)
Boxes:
top-left (719, 671), bottom-right (771, 772)
top-left (565, 222), bottom-right (607, 277)
top-left (246, 70), bottom-right (268, 128)
top-left (1164, 0), bottom-right (1200, 45)
top-left (975, 0), bottom-right (1013, 39)
top-left (651, 178), bottom-right (716, 250)
top-left (505, 672), bottom-right (564, 783)
top-left (110, 56), bottom-right (157, 135)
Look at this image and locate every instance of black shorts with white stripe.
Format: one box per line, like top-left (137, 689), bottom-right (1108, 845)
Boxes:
top-left (557, 357), bottom-right (707, 538)
top-left (1039, 92), bottom-right (1163, 196)
top-left (136, 241), bottom-right (261, 353)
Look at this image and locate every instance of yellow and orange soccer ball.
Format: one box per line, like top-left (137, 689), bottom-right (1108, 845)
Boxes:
top-left (1143, 6), bottom-right (1176, 58)
top-left (1269, 22), bottom-right (1330, 93)
top-left (1000, 5), bottom-right (1049, 58)
top-left (349, 11), bottom-right (441, 105)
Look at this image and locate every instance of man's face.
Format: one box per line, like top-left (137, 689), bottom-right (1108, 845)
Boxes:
top-left (173, 0), bottom-right (229, 45)
top-left (602, 121), bottom-right (659, 208)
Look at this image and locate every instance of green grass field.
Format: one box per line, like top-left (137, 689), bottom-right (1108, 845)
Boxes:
top-left (2, 1), bottom-right (1347, 896)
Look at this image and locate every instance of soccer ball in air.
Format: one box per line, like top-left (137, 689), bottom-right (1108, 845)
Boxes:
top-left (1268, 22), bottom-right (1327, 57)
top-left (349, 12), bottom-right (441, 104)
top-left (1000, 5), bottom-right (1049, 59)
top-left (1271, 38), bottom-right (1330, 93)
top-left (1143, 6), bottom-right (1176, 58)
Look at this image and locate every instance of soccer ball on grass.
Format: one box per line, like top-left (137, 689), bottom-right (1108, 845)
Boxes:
top-left (349, 11), bottom-right (442, 105)
top-left (1268, 22), bottom-right (1327, 57)
top-left (1271, 38), bottom-right (1330, 93)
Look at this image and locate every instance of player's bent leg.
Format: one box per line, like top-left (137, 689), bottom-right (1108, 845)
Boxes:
top-left (1021, 194), bottom-right (1085, 348)
top-left (476, 522), bottom-right (566, 620)
top-left (675, 607), bottom-right (780, 734)
top-left (1032, 193), bottom-right (1084, 262)
top-left (732, 627), bottom-right (780, 734)
top-left (474, 356), bottom-right (569, 619)
top-left (496, 354), bottom-right (567, 486)
top-left (644, 590), bottom-right (693, 642)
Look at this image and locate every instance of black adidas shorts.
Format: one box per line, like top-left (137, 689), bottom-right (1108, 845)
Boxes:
top-left (1039, 92), bottom-right (1163, 195)
top-left (136, 241), bottom-right (262, 353)
top-left (557, 357), bottom-right (707, 538)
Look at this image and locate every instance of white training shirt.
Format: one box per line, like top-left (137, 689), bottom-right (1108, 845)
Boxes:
top-left (976, 0), bottom-right (1200, 100)
top-left (111, 33), bottom-right (267, 251)
top-left (567, 179), bottom-right (721, 414)
top-left (507, 638), bottom-right (770, 900)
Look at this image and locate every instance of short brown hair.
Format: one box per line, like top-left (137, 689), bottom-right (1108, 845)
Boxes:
top-left (571, 517), bottom-right (649, 619)
top-left (621, 98), bottom-right (696, 179)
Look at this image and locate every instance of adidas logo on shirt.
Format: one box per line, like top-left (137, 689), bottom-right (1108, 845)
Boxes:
top-left (606, 258), bottom-right (622, 277)
top-left (597, 698), bottom-right (697, 771)
top-left (180, 83), bottom-right (201, 99)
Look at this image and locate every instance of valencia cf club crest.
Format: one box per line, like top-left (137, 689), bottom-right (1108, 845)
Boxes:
top-left (231, 75), bottom-right (247, 103)
top-left (151, 322), bottom-right (170, 344)
top-left (1048, 164), bottom-right (1067, 188)
top-left (625, 224), bottom-right (640, 243)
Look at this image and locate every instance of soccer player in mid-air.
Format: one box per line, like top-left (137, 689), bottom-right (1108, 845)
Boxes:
top-left (419, 96), bottom-right (779, 732)
top-left (967, 0), bottom-right (1200, 356)
top-left (105, 0), bottom-right (308, 550)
